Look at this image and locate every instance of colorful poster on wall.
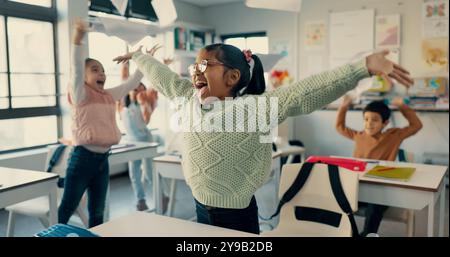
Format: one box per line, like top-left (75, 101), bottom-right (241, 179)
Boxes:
top-left (423, 0), bottom-right (449, 38)
top-left (304, 20), bottom-right (326, 51)
top-left (421, 38), bottom-right (448, 72)
top-left (375, 15), bottom-right (401, 49)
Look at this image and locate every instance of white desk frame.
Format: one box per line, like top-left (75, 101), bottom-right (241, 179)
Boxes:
top-left (91, 211), bottom-right (256, 237)
top-left (358, 160), bottom-right (447, 237)
top-left (0, 167), bottom-right (59, 225)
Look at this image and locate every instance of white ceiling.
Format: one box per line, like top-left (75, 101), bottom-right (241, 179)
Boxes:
top-left (177, 0), bottom-right (244, 7)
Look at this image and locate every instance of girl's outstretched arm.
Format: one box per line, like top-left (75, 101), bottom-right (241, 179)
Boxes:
top-left (106, 70), bottom-right (144, 101)
top-left (113, 45), bottom-right (194, 100)
top-left (264, 50), bottom-right (413, 125)
top-left (69, 19), bottom-right (88, 105)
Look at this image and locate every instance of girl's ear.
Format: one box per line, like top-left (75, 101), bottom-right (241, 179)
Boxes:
top-left (225, 69), bottom-right (241, 88)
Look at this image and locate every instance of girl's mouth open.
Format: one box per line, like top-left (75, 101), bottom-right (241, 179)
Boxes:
top-left (194, 81), bottom-right (207, 90)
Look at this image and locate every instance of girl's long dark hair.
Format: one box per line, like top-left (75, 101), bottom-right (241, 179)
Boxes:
top-left (204, 43), bottom-right (265, 97)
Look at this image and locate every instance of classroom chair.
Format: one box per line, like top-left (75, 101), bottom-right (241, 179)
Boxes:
top-left (258, 137), bottom-right (307, 231)
top-left (273, 136), bottom-right (306, 164)
top-left (5, 145), bottom-right (88, 237)
top-left (262, 162), bottom-right (359, 237)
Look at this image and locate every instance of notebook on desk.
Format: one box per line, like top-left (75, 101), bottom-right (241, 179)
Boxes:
top-left (364, 165), bottom-right (416, 182)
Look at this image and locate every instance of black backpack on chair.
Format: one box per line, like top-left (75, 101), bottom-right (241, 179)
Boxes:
top-left (46, 144), bottom-right (67, 188)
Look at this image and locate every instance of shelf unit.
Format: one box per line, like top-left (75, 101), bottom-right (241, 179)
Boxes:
top-left (162, 22), bottom-right (215, 78)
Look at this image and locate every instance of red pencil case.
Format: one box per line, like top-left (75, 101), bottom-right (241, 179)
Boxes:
top-left (305, 156), bottom-right (367, 172)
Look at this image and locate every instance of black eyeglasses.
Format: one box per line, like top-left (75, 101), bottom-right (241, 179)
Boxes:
top-left (188, 59), bottom-right (231, 76)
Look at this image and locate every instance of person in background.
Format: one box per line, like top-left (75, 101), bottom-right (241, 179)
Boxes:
top-left (336, 96), bottom-right (423, 236)
top-left (118, 49), bottom-right (172, 211)
top-left (59, 19), bottom-right (143, 227)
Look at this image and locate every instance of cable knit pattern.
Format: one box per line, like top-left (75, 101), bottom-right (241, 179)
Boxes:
top-left (133, 52), bottom-right (370, 208)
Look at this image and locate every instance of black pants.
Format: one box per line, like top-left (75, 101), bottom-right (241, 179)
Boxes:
top-left (360, 203), bottom-right (389, 236)
top-left (195, 196), bottom-right (260, 234)
top-left (58, 146), bottom-right (110, 228)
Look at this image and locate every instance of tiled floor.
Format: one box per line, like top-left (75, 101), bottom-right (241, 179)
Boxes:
top-left (1, 172), bottom-right (448, 237)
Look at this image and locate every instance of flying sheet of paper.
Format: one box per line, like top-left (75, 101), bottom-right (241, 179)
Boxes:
top-left (97, 16), bottom-right (171, 46)
top-left (152, 0), bottom-right (177, 27)
top-left (111, 0), bottom-right (128, 16)
top-left (257, 53), bottom-right (285, 72)
top-left (245, 0), bottom-right (302, 12)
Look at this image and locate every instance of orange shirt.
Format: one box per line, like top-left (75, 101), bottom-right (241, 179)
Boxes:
top-left (336, 105), bottom-right (423, 161)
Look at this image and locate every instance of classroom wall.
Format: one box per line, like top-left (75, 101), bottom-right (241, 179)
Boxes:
top-left (298, 0), bottom-right (447, 79)
top-left (294, 0), bottom-right (449, 162)
top-left (173, 0), bottom-right (205, 25)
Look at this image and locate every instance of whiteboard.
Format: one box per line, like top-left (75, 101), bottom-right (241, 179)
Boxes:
top-left (329, 9), bottom-right (375, 68)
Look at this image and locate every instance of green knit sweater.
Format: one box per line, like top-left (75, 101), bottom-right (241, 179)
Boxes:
top-left (133, 52), bottom-right (370, 208)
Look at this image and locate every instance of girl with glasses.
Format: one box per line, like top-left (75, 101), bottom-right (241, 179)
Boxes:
top-left (113, 43), bottom-right (413, 234)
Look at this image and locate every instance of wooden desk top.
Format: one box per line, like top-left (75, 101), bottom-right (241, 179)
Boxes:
top-left (91, 212), bottom-right (256, 237)
top-left (0, 167), bottom-right (58, 193)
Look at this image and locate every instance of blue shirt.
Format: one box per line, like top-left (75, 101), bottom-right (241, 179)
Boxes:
top-left (121, 102), bottom-right (152, 142)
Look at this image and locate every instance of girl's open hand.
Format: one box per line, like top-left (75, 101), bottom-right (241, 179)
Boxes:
top-left (136, 91), bottom-right (149, 105)
top-left (113, 46), bottom-right (143, 64)
top-left (163, 57), bottom-right (174, 65)
top-left (366, 50), bottom-right (414, 88)
top-left (73, 18), bottom-right (89, 45)
top-left (145, 44), bottom-right (163, 56)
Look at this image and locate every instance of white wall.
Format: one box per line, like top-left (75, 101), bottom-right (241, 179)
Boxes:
top-left (174, 0), bottom-right (206, 25)
top-left (294, 0), bottom-right (449, 162)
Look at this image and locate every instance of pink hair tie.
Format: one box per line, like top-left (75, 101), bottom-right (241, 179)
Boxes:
top-left (242, 49), bottom-right (253, 63)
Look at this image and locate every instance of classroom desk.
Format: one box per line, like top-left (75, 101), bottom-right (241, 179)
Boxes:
top-left (48, 141), bottom-right (159, 221)
top-left (155, 154), bottom-right (447, 236)
top-left (357, 159), bottom-right (448, 237)
top-left (0, 167), bottom-right (59, 225)
top-left (47, 141), bottom-right (159, 172)
top-left (152, 152), bottom-right (282, 216)
top-left (90, 211), bottom-right (256, 237)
